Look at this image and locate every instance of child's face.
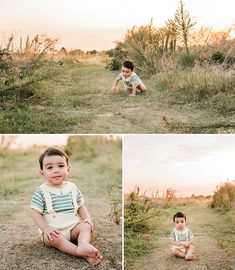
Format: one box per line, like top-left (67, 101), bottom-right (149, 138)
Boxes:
top-left (174, 217), bottom-right (186, 230)
top-left (40, 155), bottom-right (71, 186)
top-left (121, 66), bottom-right (132, 78)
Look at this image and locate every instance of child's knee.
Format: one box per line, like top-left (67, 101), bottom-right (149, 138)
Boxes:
top-left (171, 247), bottom-right (178, 255)
top-left (142, 84), bottom-right (147, 91)
top-left (81, 222), bottom-right (92, 232)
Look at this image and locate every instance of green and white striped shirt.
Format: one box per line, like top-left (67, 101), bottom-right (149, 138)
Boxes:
top-left (116, 72), bottom-right (142, 89)
top-left (169, 227), bottom-right (193, 242)
top-left (30, 181), bottom-right (84, 214)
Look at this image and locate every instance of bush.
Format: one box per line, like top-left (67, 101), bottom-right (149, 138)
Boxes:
top-left (178, 52), bottom-right (196, 68)
top-left (65, 136), bottom-right (121, 162)
top-left (0, 52), bottom-right (64, 103)
top-left (105, 43), bottom-right (128, 71)
top-left (106, 58), bottom-right (121, 71)
top-left (125, 191), bottom-right (159, 233)
top-left (211, 181), bottom-right (235, 212)
top-left (210, 51), bottom-right (225, 64)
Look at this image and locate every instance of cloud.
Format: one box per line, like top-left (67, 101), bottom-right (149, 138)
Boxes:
top-left (159, 136), bottom-right (235, 164)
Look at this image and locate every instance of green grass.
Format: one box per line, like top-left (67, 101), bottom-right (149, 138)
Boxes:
top-left (1, 62), bottom-right (234, 133)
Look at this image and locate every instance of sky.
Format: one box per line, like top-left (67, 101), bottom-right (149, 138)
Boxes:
top-left (1, 0), bottom-right (234, 51)
top-left (124, 135), bottom-right (235, 197)
top-left (7, 135), bottom-right (68, 149)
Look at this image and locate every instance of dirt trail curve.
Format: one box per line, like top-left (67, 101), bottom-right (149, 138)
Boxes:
top-left (129, 204), bottom-right (235, 270)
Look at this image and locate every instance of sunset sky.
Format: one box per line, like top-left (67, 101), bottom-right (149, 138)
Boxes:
top-left (124, 135), bottom-right (235, 197)
top-left (1, 0), bottom-right (234, 51)
top-left (10, 135), bottom-right (68, 149)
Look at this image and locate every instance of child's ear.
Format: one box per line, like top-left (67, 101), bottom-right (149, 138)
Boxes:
top-left (39, 170), bottom-right (44, 177)
top-left (67, 164), bottom-right (71, 172)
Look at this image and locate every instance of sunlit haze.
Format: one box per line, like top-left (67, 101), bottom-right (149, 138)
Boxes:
top-left (124, 135), bottom-right (235, 197)
top-left (1, 0), bottom-right (234, 50)
top-left (10, 135), bottom-right (68, 149)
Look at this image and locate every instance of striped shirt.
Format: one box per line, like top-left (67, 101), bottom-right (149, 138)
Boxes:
top-left (116, 72), bottom-right (142, 89)
top-left (30, 181), bottom-right (84, 214)
top-left (169, 227), bottom-right (193, 242)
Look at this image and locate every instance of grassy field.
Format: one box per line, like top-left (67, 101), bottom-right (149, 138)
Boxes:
top-left (125, 202), bottom-right (235, 270)
top-left (1, 62), bottom-right (234, 133)
top-left (0, 148), bottom-right (122, 270)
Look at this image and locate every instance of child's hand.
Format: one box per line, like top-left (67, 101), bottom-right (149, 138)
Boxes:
top-left (183, 242), bottom-right (190, 248)
top-left (111, 86), bottom-right (117, 93)
top-left (83, 218), bottom-right (94, 232)
top-left (43, 226), bottom-right (60, 242)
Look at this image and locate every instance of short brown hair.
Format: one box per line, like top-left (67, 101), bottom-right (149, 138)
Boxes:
top-left (39, 148), bottom-right (69, 170)
top-left (173, 212), bottom-right (186, 222)
top-left (122, 60), bottom-right (134, 71)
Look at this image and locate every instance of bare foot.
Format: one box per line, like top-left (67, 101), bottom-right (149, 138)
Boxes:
top-left (84, 256), bottom-right (101, 266)
top-left (77, 243), bottom-right (102, 266)
top-left (77, 242), bottom-right (97, 257)
top-left (185, 253), bottom-right (196, 260)
top-left (129, 94), bottom-right (136, 96)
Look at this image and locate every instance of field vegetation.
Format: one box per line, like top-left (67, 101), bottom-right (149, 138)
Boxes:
top-left (124, 183), bottom-right (235, 270)
top-left (0, 1), bottom-right (234, 133)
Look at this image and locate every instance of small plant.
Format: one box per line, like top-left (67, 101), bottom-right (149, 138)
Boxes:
top-left (109, 186), bottom-right (122, 225)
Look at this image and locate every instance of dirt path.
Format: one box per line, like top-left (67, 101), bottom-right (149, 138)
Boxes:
top-left (129, 204), bottom-right (235, 270)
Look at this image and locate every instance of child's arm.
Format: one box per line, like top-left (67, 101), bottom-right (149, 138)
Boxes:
top-left (184, 238), bottom-right (194, 247)
top-left (111, 78), bottom-right (120, 93)
top-left (77, 205), bottom-right (94, 232)
top-left (31, 209), bottom-right (60, 241)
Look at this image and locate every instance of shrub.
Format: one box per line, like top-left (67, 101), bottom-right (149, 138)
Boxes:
top-left (125, 190), bottom-right (159, 233)
top-left (106, 58), bottom-right (121, 71)
top-left (211, 181), bottom-right (235, 212)
top-left (0, 52), bottom-right (63, 103)
top-left (105, 42), bottom-right (128, 71)
top-left (65, 136), bottom-right (121, 162)
top-left (178, 52), bottom-right (196, 68)
top-left (210, 51), bottom-right (225, 64)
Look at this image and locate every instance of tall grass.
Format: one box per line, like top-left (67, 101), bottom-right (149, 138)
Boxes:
top-left (151, 66), bottom-right (235, 103)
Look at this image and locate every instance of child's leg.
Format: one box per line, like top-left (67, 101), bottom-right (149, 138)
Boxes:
top-left (71, 223), bottom-right (102, 261)
top-left (185, 245), bottom-right (195, 260)
top-left (137, 83), bottom-right (147, 93)
top-left (42, 225), bottom-right (101, 266)
top-left (171, 246), bottom-right (186, 258)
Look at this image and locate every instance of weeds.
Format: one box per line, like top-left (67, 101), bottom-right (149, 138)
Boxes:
top-left (109, 185), bottom-right (122, 225)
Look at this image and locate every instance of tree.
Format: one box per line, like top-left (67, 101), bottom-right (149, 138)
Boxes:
top-left (167, 0), bottom-right (196, 53)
